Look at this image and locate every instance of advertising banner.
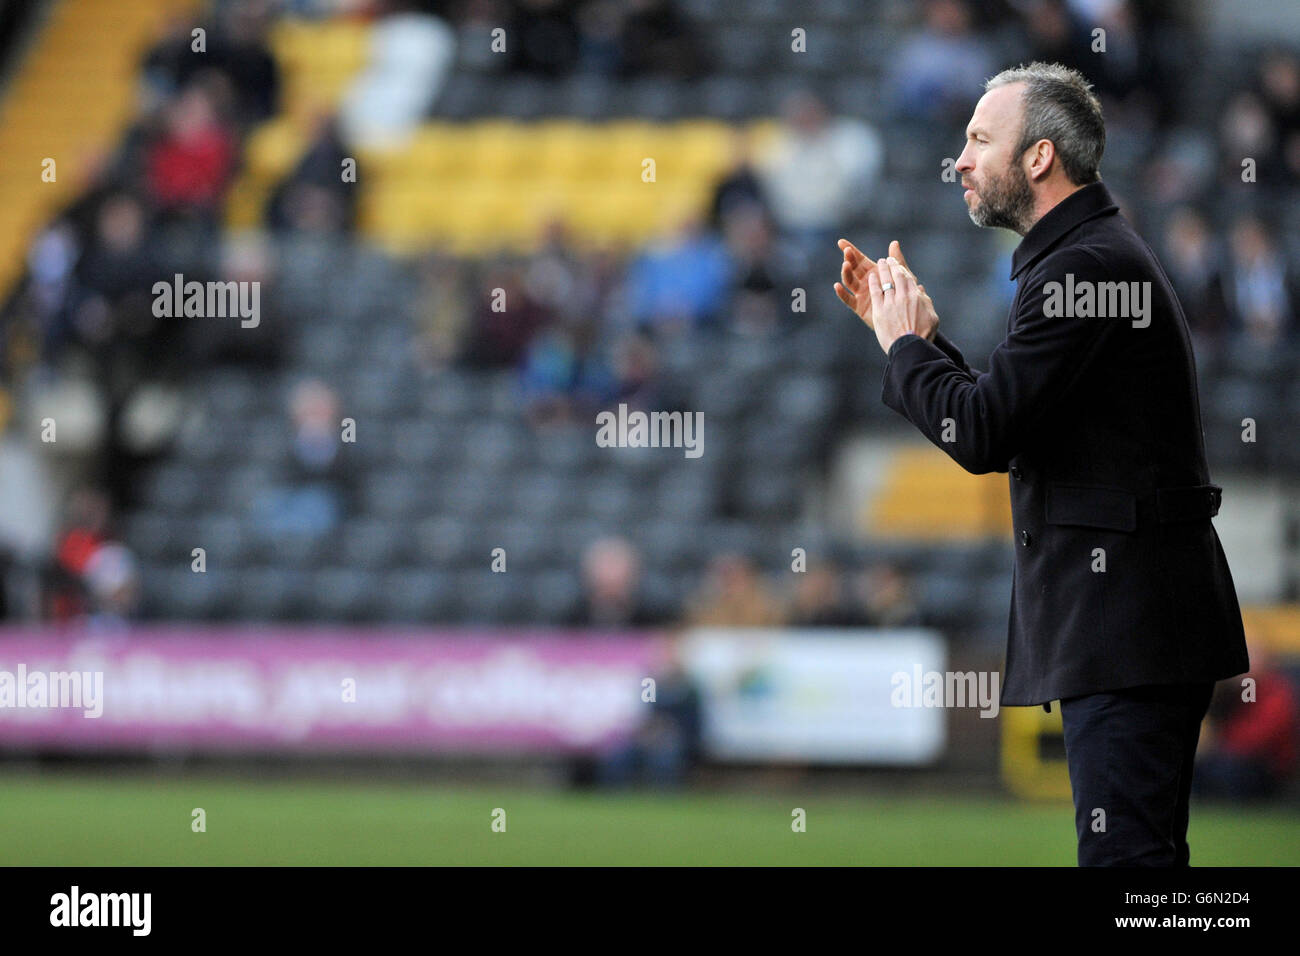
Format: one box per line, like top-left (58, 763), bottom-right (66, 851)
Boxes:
top-left (682, 629), bottom-right (948, 764)
top-left (0, 627), bottom-right (665, 753)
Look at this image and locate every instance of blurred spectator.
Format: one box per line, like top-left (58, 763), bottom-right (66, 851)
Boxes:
top-left (609, 331), bottom-right (663, 411)
top-left (757, 90), bottom-right (883, 265)
top-left (524, 219), bottom-right (610, 326)
top-left (708, 130), bottom-right (769, 231)
top-left (721, 203), bottom-right (796, 336)
top-left (266, 114), bottom-right (358, 235)
top-left (787, 560), bottom-right (858, 628)
top-left (252, 379), bottom-right (353, 538)
top-left (850, 562), bottom-right (921, 628)
top-left (519, 317), bottom-right (616, 424)
top-left (74, 193), bottom-right (156, 313)
top-left (565, 536), bottom-right (660, 627)
top-left (1196, 642), bottom-right (1298, 801)
top-left (82, 541), bottom-right (141, 631)
top-left (509, 0), bottom-right (581, 76)
top-left (1219, 90), bottom-right (1284, 188)
top-left (145, 82), bottom-right (238, 215)
top-left (887, 0), bottom-right (994, 124)
top-left (593, 633), bottom-right (702, 787)
top-left (141, 1), bottom-right (280, 124)
top-left (1021, 0), bottom-right (1090, 75)
top-left (338, 0), bottom-right (456, 148)
top-left (456, 0), bottom-right (516, 73)
top-left (411, 251), bottom-right (472, 370)
top-left (208, 0), bottom-right (281, 122)
top-left (48, 488), bottom-right (112, 622)
top-left (1161, 206), bottom-right (1227, 342)
top-left (54, 489), bottom-right (110, 578)
top-left (574, 0), bottom-right (622, 76)
top-left (68, 193), bottom-right (177, 379)
top-left (614, 0), bottom-right (703, 79)
top-left (624, 213), bottom-right (731, 334)
top-left (504, 0), bottom-right (701, 78)
top-left (461, 260), bottom-right (555, 368)
top-left (1222, 214), bottom-right (1296, 345)
top-left (1144, 127), bottom-right (1217, 207)
top-left (139, 15), bottom-right (200, 114)
top-left (0, 414), bottom-right (55, 609)
top-left (1259, 48), bottom-right (1300, 180)
top-left (183, 232), bottom-right (286, 369)
top-left (1075, 0), bottom-right (1166, 132)
top-left (20, 221), bottom-right (80, 359)
top-left (686, 553), bottom-right (786, 628)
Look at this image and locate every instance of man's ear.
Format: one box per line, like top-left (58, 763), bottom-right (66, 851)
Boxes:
top-left (1025, 139), bottom-right (1056, 182)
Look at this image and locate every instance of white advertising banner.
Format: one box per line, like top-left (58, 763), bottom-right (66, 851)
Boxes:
top-left (682, 629), bottom-right (947, 765)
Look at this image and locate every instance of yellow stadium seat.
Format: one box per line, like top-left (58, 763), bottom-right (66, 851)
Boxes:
top-left (405, 125), bottom-right (477, 179)
top-left (466, 123), bottom-right (537, 179)
top-left (243, 119), bottom-right (307, 181)
top-left (341, 119), bottom-right (763, 256)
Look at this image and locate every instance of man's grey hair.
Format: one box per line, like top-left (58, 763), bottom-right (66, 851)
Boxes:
top-left (985, 62), bottom-right (1105, 185)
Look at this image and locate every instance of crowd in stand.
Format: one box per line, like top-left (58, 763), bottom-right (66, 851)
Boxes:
top-left (564, 535), bottom-right (920, 630)
top-left (0, 1), bottom-right (1294, 735)
top-left (0, 2), bottom-right (288, 627)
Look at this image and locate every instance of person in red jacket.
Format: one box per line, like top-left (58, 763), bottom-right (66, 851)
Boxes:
top-left (145, 82), bottom-right (236, 214)
top-left (1196, 640), bottom-right (1299, 801)
top-left (48, 487), bottom-right (111, 622)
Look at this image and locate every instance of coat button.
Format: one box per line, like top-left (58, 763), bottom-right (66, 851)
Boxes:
top-left (1020, 530), bottom-right (1032, 547)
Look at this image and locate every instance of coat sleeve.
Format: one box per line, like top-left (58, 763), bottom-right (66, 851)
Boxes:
top-left (880, 245), bottom-right (1119, 475)
top-left (929, 330), bottom-right (979, 379)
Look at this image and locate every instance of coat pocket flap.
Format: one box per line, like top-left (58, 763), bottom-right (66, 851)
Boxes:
top-left (1045, 483), bottom-right (1137, 532)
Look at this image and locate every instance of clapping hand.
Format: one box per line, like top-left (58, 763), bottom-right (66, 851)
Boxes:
top-left (835, 239), bottom-right (939, 353)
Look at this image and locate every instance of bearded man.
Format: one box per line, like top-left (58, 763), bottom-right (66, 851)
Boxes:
top-left (835, 62), bottom-right (1249, 866)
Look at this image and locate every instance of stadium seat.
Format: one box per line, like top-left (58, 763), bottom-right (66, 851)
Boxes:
top-left (377, 567), bottom-right (454, 623)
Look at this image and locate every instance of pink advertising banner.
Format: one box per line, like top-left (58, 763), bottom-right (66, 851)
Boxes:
top-left (0, 627), bottom-right (666, 754)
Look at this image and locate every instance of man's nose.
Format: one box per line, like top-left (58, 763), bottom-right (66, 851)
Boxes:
top-left (955, 149), bottom-right (974, 174)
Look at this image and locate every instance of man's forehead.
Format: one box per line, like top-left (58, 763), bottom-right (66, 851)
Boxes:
top-left (968, 82), bottom-right (1025, 135)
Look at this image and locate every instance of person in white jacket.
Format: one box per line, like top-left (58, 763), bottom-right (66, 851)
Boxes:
top-left (338, 0), bottom-right (456, 149)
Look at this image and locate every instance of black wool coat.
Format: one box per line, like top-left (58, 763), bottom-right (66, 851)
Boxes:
top-left (881, 181), bottom-right (1250, 706)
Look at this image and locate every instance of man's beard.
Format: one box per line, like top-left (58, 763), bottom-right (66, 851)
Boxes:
top-left (967, 160), bottom-right (1035, 233)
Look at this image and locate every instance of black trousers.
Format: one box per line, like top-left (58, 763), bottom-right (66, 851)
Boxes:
top-left (1058, 681), bottom-right (1215, 867)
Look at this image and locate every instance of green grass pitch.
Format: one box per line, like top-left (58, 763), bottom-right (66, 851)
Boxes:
top-left (1, 772), bottom-right (1297, 866)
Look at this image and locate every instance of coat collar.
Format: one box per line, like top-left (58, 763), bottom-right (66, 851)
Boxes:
top-left (1009, 180), bottom-right (1119, 280)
